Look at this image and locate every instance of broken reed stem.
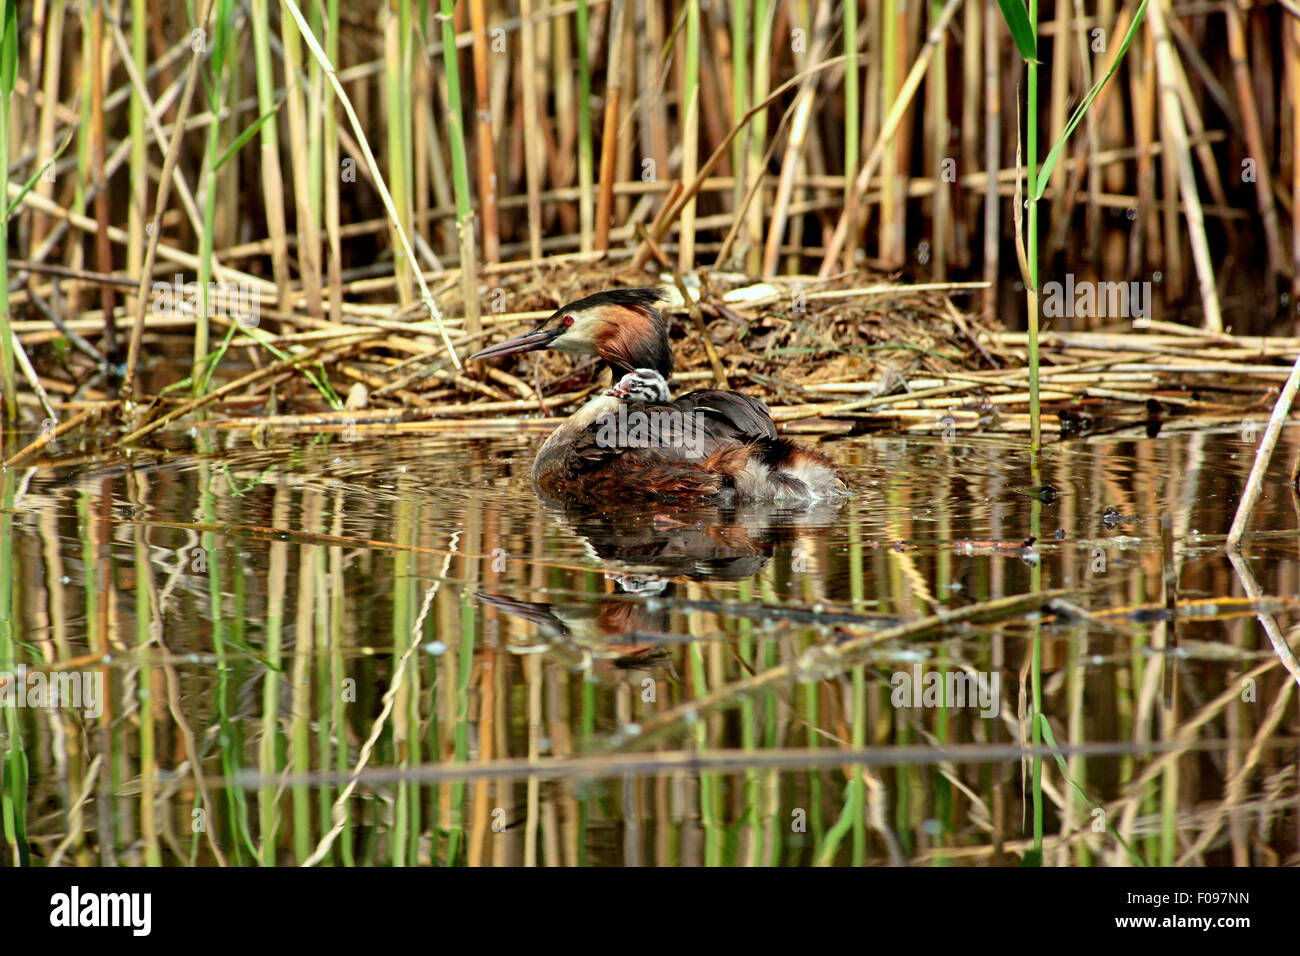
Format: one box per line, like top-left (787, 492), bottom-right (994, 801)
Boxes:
top-left (4, 401), bottom-right (117, 467)
top-left (1226, 349), bottom-right (1300, 550)
top-left (117, 338), bottom-right (373, 446)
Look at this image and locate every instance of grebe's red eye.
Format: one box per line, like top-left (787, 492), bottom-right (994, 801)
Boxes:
top-left (562, 315), bottom-right (574, 328)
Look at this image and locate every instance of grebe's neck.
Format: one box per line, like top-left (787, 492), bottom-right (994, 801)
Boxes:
top-left (594, 321), bottom-right (673, 378)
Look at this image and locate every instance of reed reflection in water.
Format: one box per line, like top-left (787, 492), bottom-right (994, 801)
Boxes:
top-left (1, 424), bottom-right (1297, 866)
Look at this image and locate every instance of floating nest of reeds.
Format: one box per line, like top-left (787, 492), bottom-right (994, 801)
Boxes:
top-left (285, 265), bottom-right (1295, 445)
top-left (442, 267), bottom-right (1004, 401)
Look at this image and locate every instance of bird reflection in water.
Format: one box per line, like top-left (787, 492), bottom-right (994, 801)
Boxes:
top-left (478, 495), bottom-right (847, 678)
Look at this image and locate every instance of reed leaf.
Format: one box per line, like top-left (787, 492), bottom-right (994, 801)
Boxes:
top-left (1034, 0), bottom-right (1149, 200)
top-left (995, 0), bottom-right (1037, 62)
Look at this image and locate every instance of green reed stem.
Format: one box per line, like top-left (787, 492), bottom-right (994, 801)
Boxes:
top-left (197, 0), bottom-right (237, 394)
top-left (385, 0), bottom-right (415, 303)
top-left (844, 0), bottom-right (858, 226)
top-left (0, 467), bottom-right (25, 864)
top-left (1026, 0), bottom-right (1041, 455)
top-left (576, 0), bottom-right (594, 251)
top-left (0, 0), bottom-right (16, 420)
top-left (1026, 0), bottom-right (1044, 857)
top-left (746, 0), bottom-right (773, 273)
top-left (731, 0), bottom-right (747, 214)
top-left (679, 0), bottom-right (700, 270)
top-left (438, 0), bottom-right (478, 331)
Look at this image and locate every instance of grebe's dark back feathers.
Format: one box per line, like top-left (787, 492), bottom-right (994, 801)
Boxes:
top-left (672, 389), bottom-right (779, 444)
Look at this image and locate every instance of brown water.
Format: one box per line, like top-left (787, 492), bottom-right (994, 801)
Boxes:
top-left (2, 421), bottom-right (1298, 866)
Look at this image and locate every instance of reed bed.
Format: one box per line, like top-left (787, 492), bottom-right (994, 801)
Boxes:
top-left (0, 0), bottom-right (1298, 449)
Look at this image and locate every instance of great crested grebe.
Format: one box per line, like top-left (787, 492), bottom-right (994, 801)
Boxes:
top-left (468, 288), bottom-right (848, 502)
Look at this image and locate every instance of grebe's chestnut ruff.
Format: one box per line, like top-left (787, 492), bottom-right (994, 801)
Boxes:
top-left (469, 289), bottom-right (848, 503)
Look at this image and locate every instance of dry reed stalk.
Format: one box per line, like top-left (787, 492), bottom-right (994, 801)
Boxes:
top-left (324, 1), bottom-right (343, 325)
top-left (1080, 0), bottom-right (1104, 260)
top-left (4, 401), bottom-right (118, 466)
top-left (955, 0), bottom-right (976, 271)
top-left (6, 185), bottom-right (278, 291)
top-left (284, 0), bottom-right (464, 357)
top-left (1226, 355), bottom-right (1300, 548)
top-left (928, 0), bottom-right (948, 278)
top-left (593, 0), bottom-right (626, 253)
top-left (1149, 0), bottom-right (1219, 330)
top-left (760, 5), bottom-right (829, 277)
top-left (281, 5), bottom-right (322, 317)
top-left (729, 0), bottom-right (748, 219)
top-left (117, 338), bottom-right (375, 446)
top-left (88, 3), bottom-right (117, 364)
top-left (520, 0), bottom-right (543, 262)
top-left (29, 0), bottom-right (65, 253)
top-left (849, 0), bottom-right (881, 272)
top-left (414, 8), bottom-right (432, 273)
top-left (106, 21), bottom-right (206, 241)
top-left (879, 0), bottom-right (900, 270)
top-left (743, 0), bottom-right (775, 273)
top-left (1127, 26), bottom-right (1157, 278)
top-left (1048, 0), bottom-right (1072, 210)
top-left (1225, 3), bottom-right (1282, 295)
top-left (679, 0), bottom-right (701, 271)
top-left (469, 0), bottom-right (500, 266)
top-left (1292, 15), bottom-right (1300, 314)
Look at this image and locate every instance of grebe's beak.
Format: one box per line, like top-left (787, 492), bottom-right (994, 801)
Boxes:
top-left (468, 325), bottom-right (563, 361)
top-left (603, 381), bottom-right (631, 399)
top-left (476, 592), bottom-right (566, 633)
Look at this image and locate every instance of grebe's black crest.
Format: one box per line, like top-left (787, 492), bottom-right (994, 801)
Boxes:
top-left (547, 287), bottom-right (666, 320)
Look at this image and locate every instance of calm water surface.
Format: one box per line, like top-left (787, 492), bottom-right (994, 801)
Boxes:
top-left (2, 422), bottom-right (1298, 865)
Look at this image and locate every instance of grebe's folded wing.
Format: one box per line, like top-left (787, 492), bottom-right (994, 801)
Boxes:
top-left (671, 389), bottom-right (778, 443)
